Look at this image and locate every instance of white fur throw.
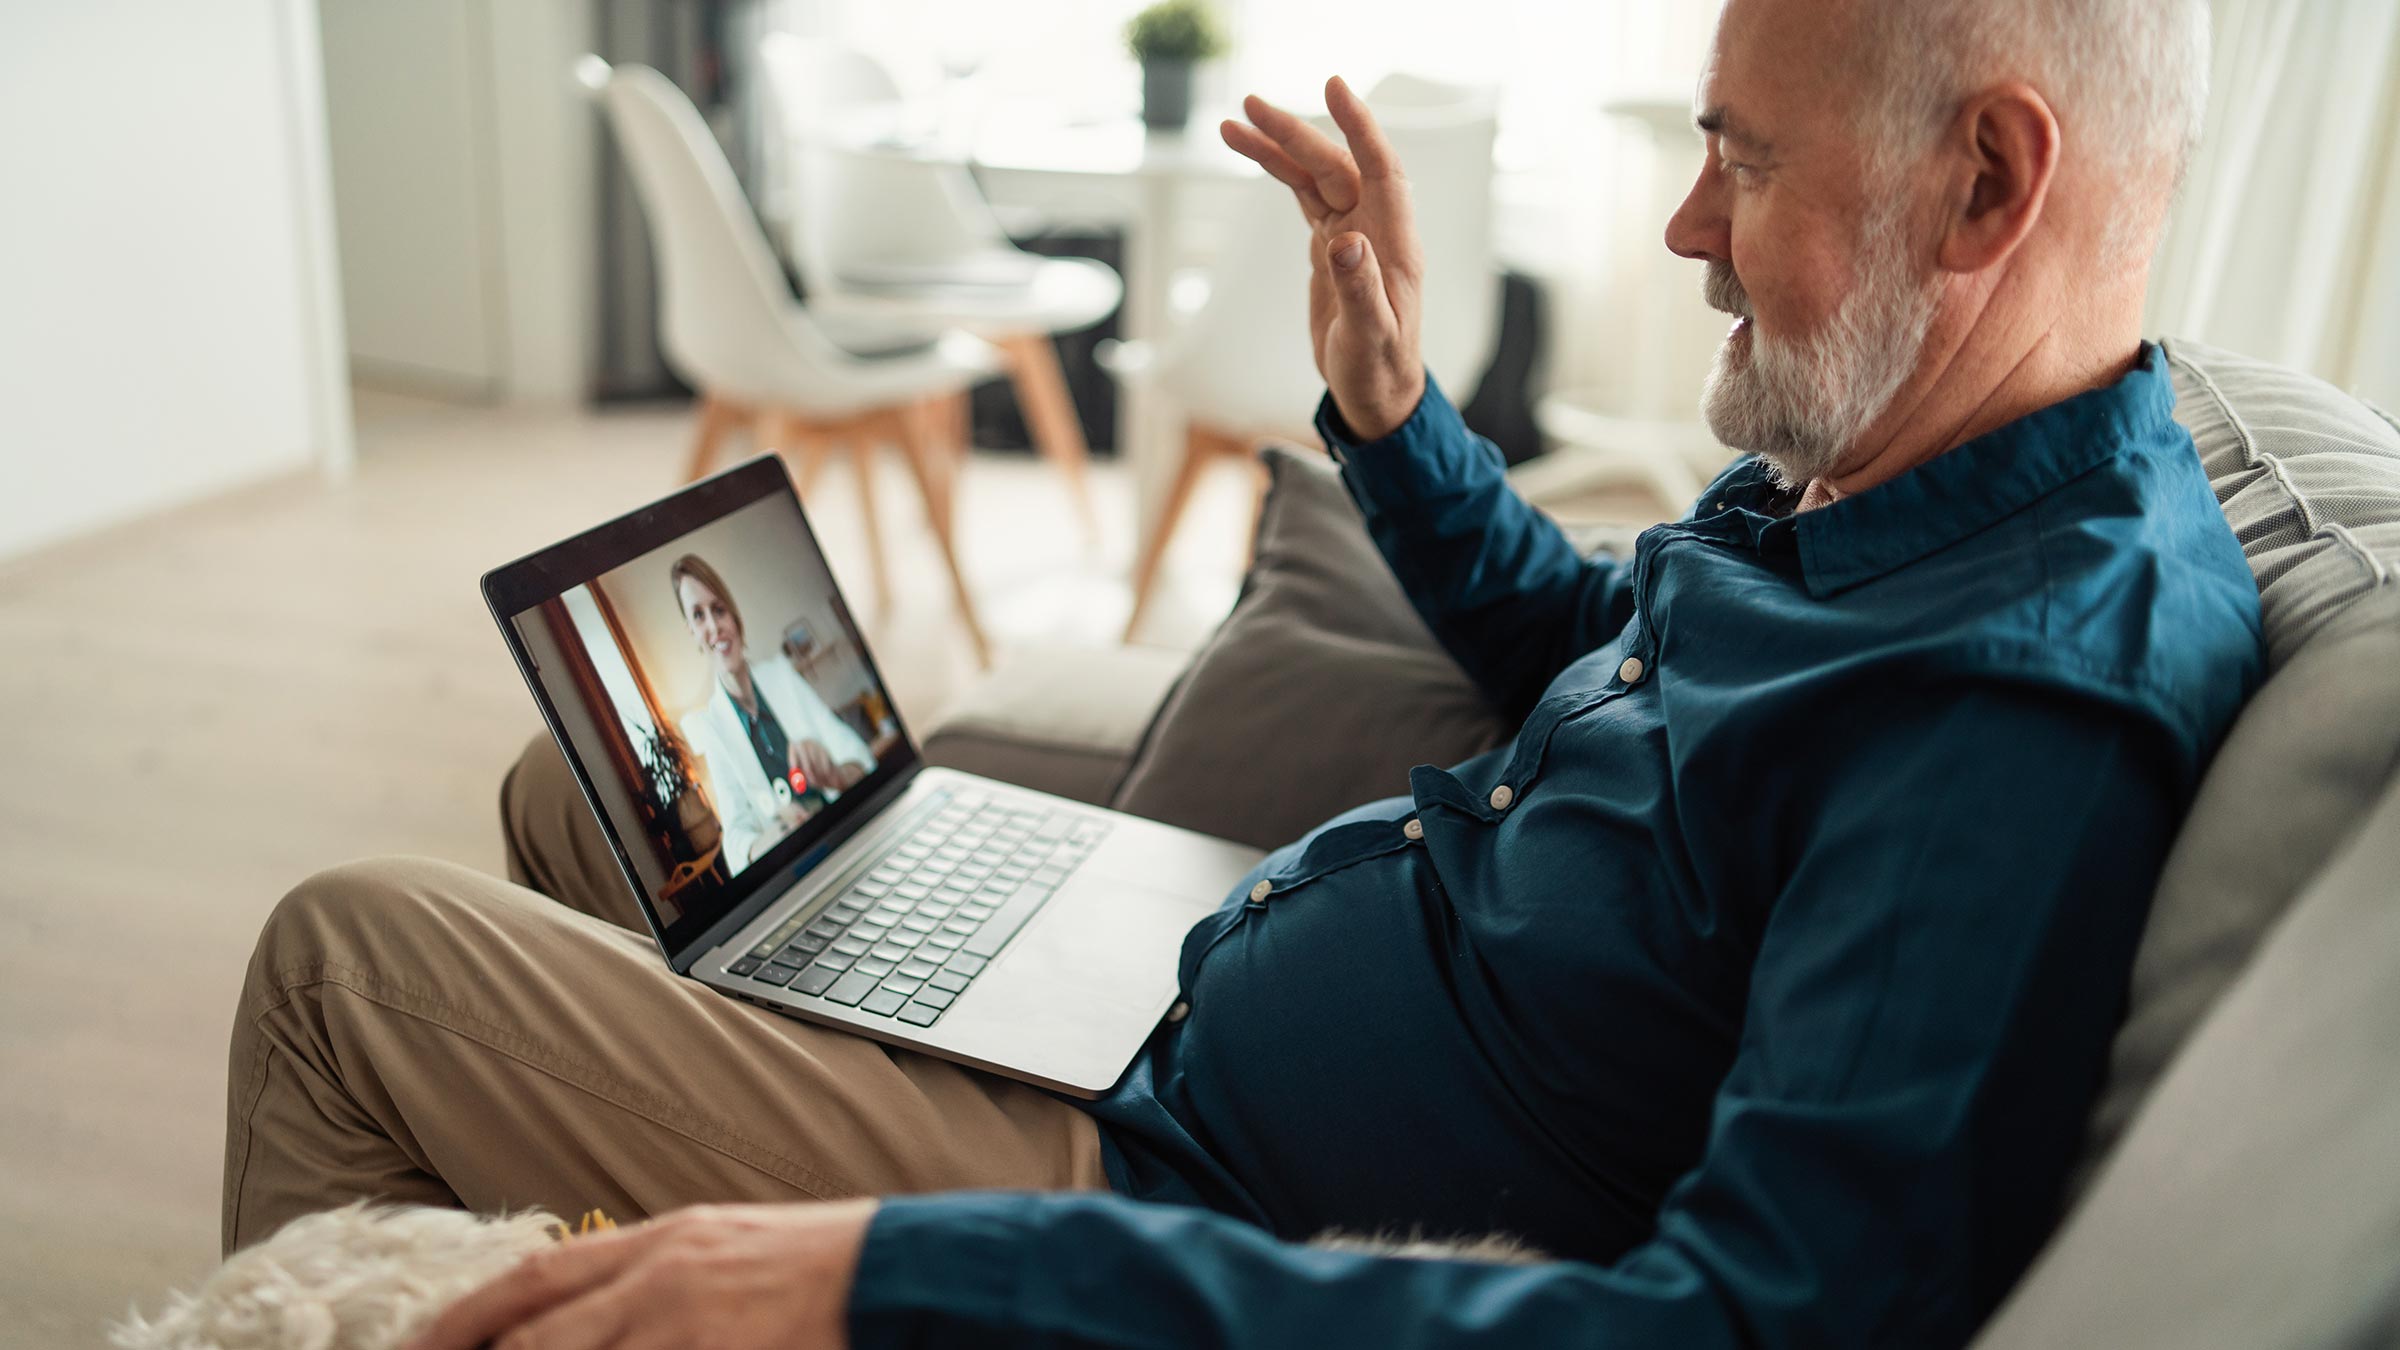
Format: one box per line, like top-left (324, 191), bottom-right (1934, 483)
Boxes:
top-left (112, 1203), bottom-right (561, 1350)
top-left (113, 1203), bottom-right (1545, 1349)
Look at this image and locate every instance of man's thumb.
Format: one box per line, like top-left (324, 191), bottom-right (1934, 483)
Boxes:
top-left (1327, 232), bottom-right (1389, 315)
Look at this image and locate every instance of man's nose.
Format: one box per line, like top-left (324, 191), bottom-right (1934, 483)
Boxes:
top-left (1664, 163), bottom-right (1729, 265)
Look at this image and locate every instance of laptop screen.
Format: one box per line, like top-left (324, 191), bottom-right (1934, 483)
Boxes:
top-left (484, 458), bottom-right (916, 961)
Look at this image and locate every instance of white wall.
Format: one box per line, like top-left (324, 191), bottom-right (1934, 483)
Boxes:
top-left (0, 0), bottom-right (348, 563)
top-left (319, 0), bottom-right (596, 404)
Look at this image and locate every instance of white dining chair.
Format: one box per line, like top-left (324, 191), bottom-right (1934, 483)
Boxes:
top-left (759, 33), bottom-right (1123, 542)
top-left (593, 58), bottom-right (998, 664)
top-left (1110, 93), bottom-right (1501, 639)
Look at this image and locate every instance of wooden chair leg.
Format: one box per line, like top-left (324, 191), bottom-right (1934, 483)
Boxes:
top-left (886, 405), bottom-right (992, 667)
top-left (1124, 419), bottom-right (1223, 643)
top-left (922, 394), bottom-right (967, 539)
top-left (845, 436), bottom-right (893, 615)
top-left (684, 394), bottom-right (745, 482)
top-left (753, 408), bottom-right (831, 496)
top-left (1001, 334), bottom-right (1099, 544)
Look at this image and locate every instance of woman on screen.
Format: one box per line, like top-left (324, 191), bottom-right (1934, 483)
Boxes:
top-left (669, 554), bottom-right (873, 869)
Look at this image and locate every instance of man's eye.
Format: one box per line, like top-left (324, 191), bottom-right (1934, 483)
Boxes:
top-left (1722, 160), bottom-right (1763, 185)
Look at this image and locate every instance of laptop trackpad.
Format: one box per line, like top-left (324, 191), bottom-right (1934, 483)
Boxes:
top-left (935, 876), bottom-right (1198, 1083)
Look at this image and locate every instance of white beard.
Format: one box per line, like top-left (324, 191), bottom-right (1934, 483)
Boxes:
top-left (1699, 202), bottom-right (1941, 490)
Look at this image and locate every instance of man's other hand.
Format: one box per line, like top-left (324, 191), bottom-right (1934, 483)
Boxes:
top-left (1222, 76), bottom-right (1427, 441)
top-left (407, 1199), bottom-right (876, 1350)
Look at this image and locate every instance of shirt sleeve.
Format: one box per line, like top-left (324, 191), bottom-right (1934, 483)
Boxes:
top-left (846, 679), bottom-right (2184, 1350)
top-left (1320, 378), bottom-right (1639, 720)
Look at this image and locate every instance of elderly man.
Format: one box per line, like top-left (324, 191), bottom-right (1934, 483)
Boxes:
top-left (229, 0), bottom-right (2261, 1346)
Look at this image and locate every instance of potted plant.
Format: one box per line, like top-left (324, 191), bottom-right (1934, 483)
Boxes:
top-left (634, 721), bottom-right (720, 862)
top-left (1126, 0), bottom-right (1225, 131)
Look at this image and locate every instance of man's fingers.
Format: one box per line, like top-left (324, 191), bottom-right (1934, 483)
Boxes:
top-left (1325, 75), bottom-right (1401, 182)
top-left (406, 1226), bottom-right (658, 1350)
top-left (488, 1261), bottom-right (652, 1350)
top-left (1220, 119), bottom-right (1330, 223)
top-left (1241, 94), bottom-right (1360, 212)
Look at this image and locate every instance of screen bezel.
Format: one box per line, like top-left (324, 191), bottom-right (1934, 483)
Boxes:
top-left (481, 455), bottom-right (920, 969)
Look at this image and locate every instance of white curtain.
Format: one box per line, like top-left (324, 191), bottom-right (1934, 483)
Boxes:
top-left (2146, 0), bottom-right (2400, 407)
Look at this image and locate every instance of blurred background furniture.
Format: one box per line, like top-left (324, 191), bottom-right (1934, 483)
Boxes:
top-left (595, 58), bottom-right (998, 663)
top-left (760, 32), bottom-right (1122, 544)
top-left (1106, 75), bottom-right (1502, 638)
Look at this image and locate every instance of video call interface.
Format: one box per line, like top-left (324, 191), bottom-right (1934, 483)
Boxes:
top-left (511, 492), bottom-right (902, 930)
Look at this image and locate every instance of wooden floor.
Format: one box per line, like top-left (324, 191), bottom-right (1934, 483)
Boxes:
top-left (0, 391), bottom-right (1262, 1344)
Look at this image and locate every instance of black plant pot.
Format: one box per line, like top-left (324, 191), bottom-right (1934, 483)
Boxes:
top-left (1142, 58), bottom-right (1194, 130)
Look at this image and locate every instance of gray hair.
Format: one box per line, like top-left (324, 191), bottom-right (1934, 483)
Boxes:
top-left (1852, 0), bottom-right (2211, 262)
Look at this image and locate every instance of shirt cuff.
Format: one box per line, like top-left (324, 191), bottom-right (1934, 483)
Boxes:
top-left (1311, 376), bottom-right (1487, 518)
top-left (847, 1192), bottom-right (1039, 1348)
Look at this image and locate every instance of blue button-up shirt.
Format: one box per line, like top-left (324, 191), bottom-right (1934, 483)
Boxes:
top-left (850, 344), bottom-right (2262, 1348)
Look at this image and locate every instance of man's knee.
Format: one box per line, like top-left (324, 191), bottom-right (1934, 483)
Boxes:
top-left (246, 858), bottom-right (488, 1000)
top-left (500, 733), bottom-right (571, 845)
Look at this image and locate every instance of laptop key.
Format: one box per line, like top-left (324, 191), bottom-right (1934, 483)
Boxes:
top-left (900, 916), bottom-right (940, 934)
top-left (929, 968), bottom-right (972, 994)
top-left (856, 956), bottom-right (899, 979)
top-left (943, 953), bottom-right (988, 978)
top-left (860, 988), bottom-right (909, 1017)
top-left (824, 971), bottom-right (880, 1005)
top-left (880, 976), bottom-right (924, 998)
top-left (792, 964), bottom-right (842, 996)
top-left (914, 987), bottom-right (956, 1010)
top-left (813, 949), bottom-right (856, 971)
top-left (869, 940), bottom-right (911, 962)
top-left (728, 957), bottom-right (761, 977)
top-left (886, 930), bottom-right (928, 950)
top-left (925, 932), bottom-right (966, 951)
top-left (755, 963), bottom-right (804, 987)
top-left (962, 887), bottom-right (1051, 958)
top-left (831, 937), bottom-right (872, 959)
top-left (896, 1002), bottom-right (943, 1027)
top-left (958, 902), bottom-right (996, 922)
top-left (898, 958), bottom-right (940, 980)
top-left (940, 918), bottom-right (977, 936)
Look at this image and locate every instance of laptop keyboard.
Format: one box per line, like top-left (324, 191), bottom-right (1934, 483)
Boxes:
top-left (726, 789), bottom-right (1110, 1028)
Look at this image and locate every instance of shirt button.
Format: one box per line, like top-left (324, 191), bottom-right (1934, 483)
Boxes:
top-left (1248, 879), bottom-right (1273, 903)
top-left (1619, 656), bottom-right (1646, 684)
top-left (1402, 818), bottom-right (1424, 841)
top-left (1165, 1000), bottom-right (1190, 1023)
top-left (1489, 784), bottom-right (1514, 811)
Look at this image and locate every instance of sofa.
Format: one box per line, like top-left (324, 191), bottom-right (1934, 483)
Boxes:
top-left (922, 338), bottom-right (2400, 1347)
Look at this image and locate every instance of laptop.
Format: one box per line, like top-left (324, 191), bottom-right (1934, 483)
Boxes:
top-left (482, 455), bottom-right (1263, 1097)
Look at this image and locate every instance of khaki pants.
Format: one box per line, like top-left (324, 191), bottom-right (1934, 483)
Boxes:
top-left (221, 736), bottom-right (1109, 1254)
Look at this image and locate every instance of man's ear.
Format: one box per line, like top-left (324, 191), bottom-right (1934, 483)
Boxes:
top-left (1934, 82), bottom-right (2059, 274)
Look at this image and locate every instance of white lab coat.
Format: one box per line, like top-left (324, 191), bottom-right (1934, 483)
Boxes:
top-left (679, 655), bottom-right (875, 869)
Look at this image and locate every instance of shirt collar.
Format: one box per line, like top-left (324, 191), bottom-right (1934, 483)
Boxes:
top-left (1712, 343), bottom-right (2177, 597)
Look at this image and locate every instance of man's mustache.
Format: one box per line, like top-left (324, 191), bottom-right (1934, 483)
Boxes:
top-left (1704, 262), bottom-right (1754, 320)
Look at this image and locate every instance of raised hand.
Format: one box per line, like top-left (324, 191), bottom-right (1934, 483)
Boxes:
top-left (1221, 76), bottom-right (1427, 441)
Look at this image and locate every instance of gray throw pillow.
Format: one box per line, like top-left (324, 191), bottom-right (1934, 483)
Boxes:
top-left (1109, 446), bottom-right (1513, 849)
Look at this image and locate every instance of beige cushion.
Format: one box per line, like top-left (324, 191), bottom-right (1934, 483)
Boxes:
top-left (920, 643), bottom-right (1188, 807)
